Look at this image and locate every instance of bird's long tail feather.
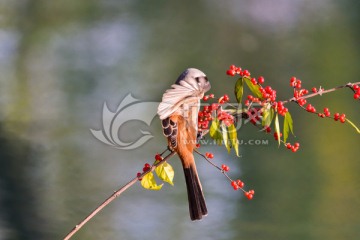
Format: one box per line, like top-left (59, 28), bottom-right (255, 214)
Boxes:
top-left (183, 165), bottom-right (207, 220)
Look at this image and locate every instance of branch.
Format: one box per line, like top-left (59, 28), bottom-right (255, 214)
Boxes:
top-left (63, 150), bottom-right (177, 240)
top-left (283, 81), bottom-right (360, 104)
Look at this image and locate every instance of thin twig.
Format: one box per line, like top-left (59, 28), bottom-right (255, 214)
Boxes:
top-left (194, 149), bottom-right (247, 193)
top-left (283, 81), bottom-right (360, 104)
top-left (63, 150), bottom-right (177, 240)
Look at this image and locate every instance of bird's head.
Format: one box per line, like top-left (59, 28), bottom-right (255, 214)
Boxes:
top-left (175, 68), bottom-right (211, 94)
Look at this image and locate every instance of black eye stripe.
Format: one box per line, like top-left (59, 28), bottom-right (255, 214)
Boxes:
top-left (195, 76), bottom-right (208, 83)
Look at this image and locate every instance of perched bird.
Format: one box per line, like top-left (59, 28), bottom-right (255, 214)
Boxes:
top-left (157, 68), bottom-right (211, 220)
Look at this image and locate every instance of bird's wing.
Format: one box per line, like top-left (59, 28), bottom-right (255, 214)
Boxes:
top-left (161, 116), bottom-right (178, 150)
top-left (157, 82), bottom-right (199, 120)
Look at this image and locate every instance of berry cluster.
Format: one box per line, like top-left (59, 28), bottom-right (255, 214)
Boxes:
top-left (199, 93), bottom-right (233, 130)
top-left (205, 152), bottom-right (214, 159)
top-left (202, 93), bottom-right (215, 101)
top-left (288, 76), bottom-right (352, 125)
top-left (227, 65), bottom-right (301, 152)
top-left (217, 109), bottom-right (234, 126)
top-left (221, 164), bottom-right (230, 172)
top-left (273, 132), bottom-right (282, 141)
top-left (286, 142), bottom-right (300, 152)
top-left (247, 107), bottom-right (262, 125)
top-left (231, 179), bottom-right (244, 189)
top-left (306, 104), bottom-right (316, 113)
top-left (198, 104), bottom-right (214, 130)
top-left (137, 154), bottom-right (165, 181)
top-left (202, 151), bottom-right (255, 200)
top-left (226, 65), bottom-right (250, 77)
top-left (274, 101), bottom-right (288, 116)
top-left (334, 113), bottom-right (346, 123)
top-left (137, 162), bottom-right (152, 181)
top-left (230, 181), bottom-right (255, 199)
top-left (318, 107), bottom-right (331, 118)
top-left (353, 84), bottom-right (360, 99)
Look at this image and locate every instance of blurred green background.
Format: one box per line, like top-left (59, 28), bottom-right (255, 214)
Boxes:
top-left (0, 0), bottom-right (359, 239)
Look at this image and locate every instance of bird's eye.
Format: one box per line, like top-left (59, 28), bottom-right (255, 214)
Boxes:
top-left (195, 76), bottom-right (208, 83)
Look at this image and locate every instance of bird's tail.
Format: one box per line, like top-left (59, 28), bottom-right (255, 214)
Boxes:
top-left (183, 164), bottom-right (208, 220)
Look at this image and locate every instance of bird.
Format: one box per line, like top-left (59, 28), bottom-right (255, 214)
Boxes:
top-left (157, 68), bottom-right (211, 220)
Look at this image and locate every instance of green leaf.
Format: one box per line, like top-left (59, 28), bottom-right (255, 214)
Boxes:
top-left (283, 111), bottom-right (294, 143)
top-left (210, 118), bottom-right (223, 145)
top-left (244, 77), bottom-right (263, 99)
top-left (262, 105), bottom-right (274, 127)
top-left (274, 113), bottom-right (281, 146)
top-left (345, 118), bottom-right (360, 134)
top-left (155, 161), bottom-right (174, 186)
top-left (141, 172), bottom-right (163, 190)
top-left (221, 123), bottom-right (231, 153)
top-left (234, 78), bottom-right (244, 103)
top-left (228, 124), bottom-right (240, 157)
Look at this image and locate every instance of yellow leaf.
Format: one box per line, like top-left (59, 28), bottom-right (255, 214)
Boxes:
top-left (141, 172), bottom-right (163, 190)
top-left (283, 111), bottom-right (294, 143)
top-left (155, 162), bottom-right (174, 186)
top-left (221, 123), bottom-right (231, 153)
top-left (228, 124), bottom-right (240, 156)
top-left (274, 113), bottom-right (280, 146)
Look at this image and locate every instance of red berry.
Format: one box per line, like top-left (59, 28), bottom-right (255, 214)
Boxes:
top-left (311, 87), bottom-right (317, 93)
top-left (251, 78), bottom-right (257, 85)
top-left (290, 77), bottom-right (297, 86)
top-left (143, 163), bottom-right (151, 172)
top-left (236, 179), bottom-right (244, 188)
top-left (155, 154), bottom-right (163, 161)
top-left (248, 189), bottom-right (255, 195)
top-left (226, 69), bottom-right (235, 76)
top-left (265, 126), bottom-right (271, 133)
top-left (258, 76), bottom-right (265, 84)
top-left (137, 172), bottom-right (142, 181)
top-left (339, 114), bottom-right (346, 123)
top-left (286, 143), bottom-right (292, 149)
top-left (294, 142), bottom-right (300, 148)
top-left (354, 93), bottom-right (360, 99)
top-left (230, 64), bottom-right (236, 70)
top-left (334, 113), bottom-right (340, 121)
top-left (202, 95), bottom-right (209, 101)
top-left (221, 164), bottom-right (230, 172)
top-left (306, 104), bottom-right (312, 112)
top-left (211, 103), bottom-right (219, 110)
top-left (206, 152), bottom-right (214, 159)
top-left (245, 192), bottom-right (253, 200)
top-left (243, 69), bottom-right (250, 76)
top-left (209, 93), bottom-right (215, 98)
top-left (223, 94), bottom-right (230, 102)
